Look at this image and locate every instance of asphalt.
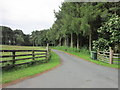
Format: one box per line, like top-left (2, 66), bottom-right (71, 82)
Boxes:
top-left (6, 49), bottom-right (118, 88)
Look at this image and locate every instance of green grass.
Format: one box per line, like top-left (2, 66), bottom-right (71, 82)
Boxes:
top-left (1, 45), bottom-right (45, 50)
top-left (53, 46), bottom-right (119, 69)
top-left (0, 45), bottom-right (60, 84)
top-left (1, 51), bottom-right (60, 84)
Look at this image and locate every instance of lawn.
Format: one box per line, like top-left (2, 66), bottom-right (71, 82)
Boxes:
top-left (0, 45), bottom-right (61, 84)
top-left (53, 46), bottom-right (119, 69)
top-left (1, 45), bottom-right (45, 50)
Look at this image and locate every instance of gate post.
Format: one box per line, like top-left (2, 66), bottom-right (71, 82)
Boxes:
top-left (46, 43), bottom-right (49, 53)
top-left (109, 47), bottom-right (113, 64)
top-left (46, 43), bottom-right (49, 60)
top-left (12, 51), bottom-right (16, 65)
top-left (32, 50), bottom-right (35, 61)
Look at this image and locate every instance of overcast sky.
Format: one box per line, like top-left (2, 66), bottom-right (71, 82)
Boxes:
top-left (0, 0), bottom-right (64, 34)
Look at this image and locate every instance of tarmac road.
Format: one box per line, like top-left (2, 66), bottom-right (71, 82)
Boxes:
top-left (6, 50), bottom-right (118, 88)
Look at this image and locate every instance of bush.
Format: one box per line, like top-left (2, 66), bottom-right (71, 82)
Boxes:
top-left (93, 14), bottom-right (120, 52)
top-left (79, 46), bottom-right (89, 54)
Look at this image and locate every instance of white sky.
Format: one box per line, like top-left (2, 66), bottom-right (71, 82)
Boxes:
top-left (0, 0), bottom-right (64, 34)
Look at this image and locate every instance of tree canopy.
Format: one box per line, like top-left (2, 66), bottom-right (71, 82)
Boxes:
top-left (1, 2), bottom-right (120, 52)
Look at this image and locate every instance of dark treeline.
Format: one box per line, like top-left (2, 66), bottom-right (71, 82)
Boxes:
top-left (0, 26), bottom-right (31, 46)
top-left (0, 2), bottom-right (120, 52)
top-left (0, 26), bottom-right (49, 46)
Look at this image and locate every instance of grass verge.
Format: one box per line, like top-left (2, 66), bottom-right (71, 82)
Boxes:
top-left (1, 51), bottom-right (61, 84)
top-left (53, 46), bottom-right (119, 69)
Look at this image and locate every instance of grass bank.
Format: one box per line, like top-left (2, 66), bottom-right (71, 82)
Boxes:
top-left (1, 45), bottom-right (61, 84)
top-left (2, 51), bottom-right (60, 84)
top-left (53, 46), bottom-right (119, 69)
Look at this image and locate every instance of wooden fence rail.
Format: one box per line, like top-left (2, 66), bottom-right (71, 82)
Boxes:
top-left (97, 49), bottom-right (120, 64)
top-left (112, 53), bottom-right (120, 64)
top-left (0, 49), bottom-right (50, 69)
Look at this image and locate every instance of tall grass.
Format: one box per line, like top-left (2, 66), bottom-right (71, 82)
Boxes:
top-left (53, 46), bottom-right (89, 54)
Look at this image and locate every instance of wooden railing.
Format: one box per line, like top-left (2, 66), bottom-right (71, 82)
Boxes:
top-left (112, 53), bottom-right (120, 64)
top-left (97, 50), bottom-right (120, 64)
top-left (97, 51), bottom-right (109, 63)
top-left (0, 49), bottom-right (50, 68)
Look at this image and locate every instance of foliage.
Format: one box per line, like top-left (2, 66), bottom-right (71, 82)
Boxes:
top-left (1, 2), bottom-right (120, 51)
top-left (0, 26), bottom-right (14, 45)
top-left (30, 29), bottom-right (49, 46)
top-left (53, 46), bottom-right (89, 54)
top-left (49, 2), bottom-right (120, 50)
top-left (0, 26), bottom-right (31, 46)
top-left (93, 14), bottom-right (120, 52)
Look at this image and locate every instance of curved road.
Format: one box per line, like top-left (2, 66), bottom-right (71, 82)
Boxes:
top-left (7, 50), bottom-right (118, 88)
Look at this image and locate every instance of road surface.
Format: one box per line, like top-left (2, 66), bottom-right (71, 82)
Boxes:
top-left (6, 50), bottom-right (118, 88)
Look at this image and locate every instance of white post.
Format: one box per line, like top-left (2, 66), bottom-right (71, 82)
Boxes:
top-left (46, 43), bottom-right (49, 60)
top-left (46, 43), bottom-right (49, 53)
top-left (109, 47), bottom-right (113, 64)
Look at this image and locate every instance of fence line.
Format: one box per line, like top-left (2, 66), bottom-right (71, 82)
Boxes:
top-left (97, 48), bottom-right (120, 64)
top-left (0, 48), bottom-right (50, 69)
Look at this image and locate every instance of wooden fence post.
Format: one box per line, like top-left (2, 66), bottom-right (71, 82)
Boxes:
top-left (109, 47), bottom-right (113, 64)
top-left (46, 43), bottom-right (49, 60)
top-left (46, 43), bottom-right (49, 53)
top-left (32, 50), bottom-right (35, 60)
top-left (12, 51), bottom-right (16, 65)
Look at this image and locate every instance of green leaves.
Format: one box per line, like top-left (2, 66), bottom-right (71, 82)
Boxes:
top-left (93, 14), bottom-right (120, 52)
top-left (93, 38), bottom-right (109, 50)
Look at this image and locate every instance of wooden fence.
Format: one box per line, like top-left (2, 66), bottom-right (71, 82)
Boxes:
top-left (97, 48), bottom-right (120, 64)
top-left (0, 48), bottom-right (50, 69)
top-left (97, 51), bottom-right (109, 63)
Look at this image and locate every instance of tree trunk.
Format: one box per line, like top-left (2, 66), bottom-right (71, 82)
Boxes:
top-left (59, 37), bottom-right (62, 46)
top-left (64, 37), bottom-right (67, 46)
top-left (79, 35), bottom-right (82, 48)
top-left (67, 37), bottom-right (69, 46)
top-left (77, 34), bottom-right (79, 50)
top-left (71, 33), bottom-right (73, 48)
top-left (89, 30), bottom-right (92, 52)
top-left (60, 38), bottom-right (62, 46)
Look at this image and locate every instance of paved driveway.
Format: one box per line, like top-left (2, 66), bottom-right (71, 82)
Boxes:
top-left (6, 50), bottom-right (118, 88)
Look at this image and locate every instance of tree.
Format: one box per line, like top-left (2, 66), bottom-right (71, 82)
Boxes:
top-left (31, 29), bottom-right (49, 46)
top-left (80, 3), bottom-right (99, 51)
top-left (93, 14), bottom-right (120, 52)
top-left (1, 26), bottom-right (14, 45)
top-left (14, 29), bottom-right (25, 45)
top-left (24, 34), bottom-right (31, 46)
